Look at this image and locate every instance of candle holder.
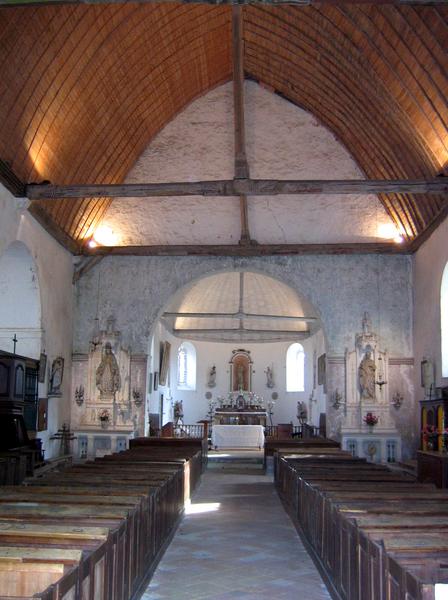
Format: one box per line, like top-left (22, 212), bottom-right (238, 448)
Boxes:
top-left (375, 356), bottom-right (387, 389)
top-left (332, 389), bottom-right (344, 410)
top-left (132, 388), bottom-right (143, 407)
top-left (267, 400), bottom-right (275, 427)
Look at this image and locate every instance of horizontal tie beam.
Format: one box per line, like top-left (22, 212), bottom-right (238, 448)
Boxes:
top-left (26, 178), bottom-right (448, 199)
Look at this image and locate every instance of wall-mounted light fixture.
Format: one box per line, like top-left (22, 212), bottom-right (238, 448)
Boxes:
top-left (391, 391), bottom-right (404, 410)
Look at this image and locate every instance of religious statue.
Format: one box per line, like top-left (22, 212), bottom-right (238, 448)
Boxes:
top-left (96, 342), bottom-right (121, 396)
top-left (421, 357), bottom-right (435, 399)
top-left (207, 365), bottom-right (216, 388)
top-left (265, 365), bottom-right (274, 388)
top-left (237, 364), bottom-right (244, 390)
top-left (358, 351), bottom-right (376, 400)
top-left (173, 400), bottom-right (184, 424)
top-left (297, 401), bottom-right (307, 423)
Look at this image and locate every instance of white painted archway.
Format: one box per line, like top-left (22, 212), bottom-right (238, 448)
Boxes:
top-left (0, 241), bottom-right (42, 358)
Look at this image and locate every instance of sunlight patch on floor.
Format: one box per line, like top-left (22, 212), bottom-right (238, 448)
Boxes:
top-left (184, 501), bottom-right (221, 515)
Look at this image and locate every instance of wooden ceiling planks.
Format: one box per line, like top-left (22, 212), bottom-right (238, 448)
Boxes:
top-left (0, 3), bottom-right (446, 249)
top-left (0, 3), bottom-right (232, 241)
top-left (244, 3), bottom-right (448, 239)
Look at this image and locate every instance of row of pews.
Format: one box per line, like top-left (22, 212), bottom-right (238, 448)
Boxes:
top-left (0, 445), bottom-right (46, 486)
top-left (0, 439), bottom-right (205, 600)
top-left (275, 447), bottom-right (448, 600)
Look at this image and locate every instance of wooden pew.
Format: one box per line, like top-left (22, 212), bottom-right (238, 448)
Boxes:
top-left (0, 442), bottom-right (203, 599)
top-left (275, 448), bottom-right (448, 600)
top-left (264, 437), bottom-right (340, 468)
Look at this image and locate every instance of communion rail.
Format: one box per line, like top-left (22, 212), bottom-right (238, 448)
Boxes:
top-left (265, 424), bottom-right (320, 439)
top-left (157, 422), bottom-right (206, 439)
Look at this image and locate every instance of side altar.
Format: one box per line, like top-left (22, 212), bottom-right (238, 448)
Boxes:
top-left (71, 316), bottom-right (147, 459)
top-left (340, 313), bottom-right (401, 463)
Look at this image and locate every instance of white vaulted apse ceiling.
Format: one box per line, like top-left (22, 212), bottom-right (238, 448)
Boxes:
top-left (161, 271), bottom-right (320, 343)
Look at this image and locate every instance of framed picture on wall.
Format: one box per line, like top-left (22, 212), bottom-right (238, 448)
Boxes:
top-left (159, 342), bottom-right (171, 386)
top-left (38, 397), bottom-right (48, 431)
top-left (317, 353), bottom-right (326, 386)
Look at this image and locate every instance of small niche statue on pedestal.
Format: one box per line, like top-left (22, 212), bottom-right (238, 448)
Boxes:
top-left (358, 350), bottom-right (376, 401)
top-left (207, 365), bottom-right (216, 388)
top-left (265, 365), bottom-right (274, 389)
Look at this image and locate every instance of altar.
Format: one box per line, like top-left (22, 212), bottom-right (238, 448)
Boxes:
top-left (212, 425), bottom-right (265, 449)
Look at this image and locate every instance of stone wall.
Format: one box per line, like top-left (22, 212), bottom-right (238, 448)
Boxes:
top-left (0, 185), bottom-right (74, 458)
top-left (74, 253), bottom-right (416, 457)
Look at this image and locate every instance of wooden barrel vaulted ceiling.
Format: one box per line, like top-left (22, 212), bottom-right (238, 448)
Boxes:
top-left (0, 2), bottom-right (446, 253)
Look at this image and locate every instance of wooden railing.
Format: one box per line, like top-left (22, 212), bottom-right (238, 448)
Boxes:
top-left (174, 424), bottom-right (205, 439)
top-left (265, 425), bottom-right (321, 439)
top-left (158, 422), bottom-right (207, 439)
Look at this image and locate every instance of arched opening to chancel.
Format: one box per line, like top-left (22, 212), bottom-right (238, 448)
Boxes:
top-left (146, 269), bottom-right (327, 440)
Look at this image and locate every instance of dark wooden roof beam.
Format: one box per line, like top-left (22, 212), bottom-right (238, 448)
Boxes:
top-left (0, 1), bottom-right (443, 6)
top-left (26, 178), bottom-right (448, 199)
top-left (163, 310), bottom-right (318, 321)
top-left (0, 159), bottom-right (26, 197)
top-left (82, 242), bottom-right (410, 257)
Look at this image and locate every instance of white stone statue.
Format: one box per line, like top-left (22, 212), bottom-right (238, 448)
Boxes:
top-left (237, 365), bottom-right (244, 390)
top-left (359, 351), bottom-right (376, 400)
top-left (207, 365), bottom-right (216, 388)
top-left (265, 365), bottom-right (274, 388)
top-left (96, 342), bottom-right (121, 396)
top-left (421, 357), bottom-right (435, 398)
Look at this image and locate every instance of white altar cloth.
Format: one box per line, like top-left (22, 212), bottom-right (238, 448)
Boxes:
top-left (212, 425), bottom-right (265, 449)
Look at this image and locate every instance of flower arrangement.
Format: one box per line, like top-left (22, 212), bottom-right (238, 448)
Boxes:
top-left (443, 428), bottom-right (448, 452)
top-left (363, 412), bottom-right (379, 427)
top-left (99, 409), bottom-right (110, 423)
top-left (421, 424), bottom-right (438, 450)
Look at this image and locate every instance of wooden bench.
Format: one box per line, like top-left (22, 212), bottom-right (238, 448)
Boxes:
top-left (0, 442), bottom-right (203, 599)
top-left (275, 448), bottom-right (448, 600)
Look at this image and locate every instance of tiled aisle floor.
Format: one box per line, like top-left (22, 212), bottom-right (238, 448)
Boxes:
top-left (141, 468), bottom-right (331, 600)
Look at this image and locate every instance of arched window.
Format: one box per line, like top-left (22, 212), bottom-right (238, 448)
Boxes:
top-left (286, 343), bottom-right (305, 392)
top-left (177, 342), bottom-right (196, 390)
top-left (441, 262), bottom-right (448, 378)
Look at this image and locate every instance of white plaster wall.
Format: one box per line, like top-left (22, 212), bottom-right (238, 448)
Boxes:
top-left (75, 255), bottom-right (414, 447)
top-left (101, 82), bottom-right (394, 245)
top-left (0, 185), bottom-right (74, 458)
top-left (74, 255), bottom-right (413, 358)
top-left (0, 241), bottom-right (42, 357)
top-left (414, 217), bottom-right (448, 394)
top-left (148, 324), bottom-right (326, 428)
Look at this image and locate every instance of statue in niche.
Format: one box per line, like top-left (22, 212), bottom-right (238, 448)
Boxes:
top-left (358, 351), bottom-right (376, 400)
top-left (96, 343), bottom-right (121, 396)
top-left (237, 365), bottom-right (244, 390)
top-left (421, 357), bottom-right (435, 399)
top-left (207, 365), bottom-right (216, 388)
top-left (265, 365), bottom-right (274, 388)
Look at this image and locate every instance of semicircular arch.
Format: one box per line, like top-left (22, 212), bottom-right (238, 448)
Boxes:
top-left (0, 241), bottom-right (42, 358)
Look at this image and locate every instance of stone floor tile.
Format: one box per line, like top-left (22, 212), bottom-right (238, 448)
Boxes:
top-left (141, 467), bottom-right (331, 600)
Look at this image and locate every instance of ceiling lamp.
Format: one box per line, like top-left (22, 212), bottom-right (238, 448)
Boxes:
top-left (377, 222), bottom-right (404, 244)
top-left (92, 226), bottom-right (118, 246)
